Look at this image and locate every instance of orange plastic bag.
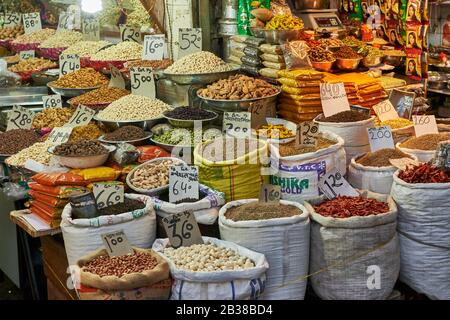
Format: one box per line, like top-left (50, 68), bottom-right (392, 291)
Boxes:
top-left (32, 172), bottom-right (87, 186)
top-left (28, 190), bottom-right (69, 207)
top-left (28, 182), bottom-right (89, 198)
top-left (136, 146), bottom-right (170, 163)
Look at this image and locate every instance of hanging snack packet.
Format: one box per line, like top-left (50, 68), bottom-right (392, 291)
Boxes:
top-left (349, 0), bottom-right (364, 21)
top-left (406, 53), bottom-right (422, 79)
top-left (406, 24), bottom-right (423, 50)
top-left (238, 0), bottom-right (251, 35)
top-left (405, 0), bottom-right (421, 23)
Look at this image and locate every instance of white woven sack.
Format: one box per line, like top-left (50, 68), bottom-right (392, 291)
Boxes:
top-left (391, 172), bottom-right (450, 300)
top-left (153, 236), bottom-right (268, 300)
top-left (396, 143), bottom-right (434, 162)
top-left (304, 190), bottom-right (400, 300)
top-left (61, 194), bottom-right (157, 266)
top-left (218, 199), bottom-right (310, 300)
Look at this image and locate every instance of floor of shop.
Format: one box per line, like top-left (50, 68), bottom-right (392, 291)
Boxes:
top-left (0, 273), bottom-right (23, 300)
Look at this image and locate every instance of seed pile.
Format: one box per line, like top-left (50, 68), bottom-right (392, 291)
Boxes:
top-left (69, 124), bottom-right (103, 142)
top-left (52, 68), bottom-right (109, 88)
top-left (97, 198), bottom-right (145, 215)
top-left (6, 141), bottom-right (53, 166)
top-left (68, 86), bottom-right (130, 107)
top-left (62, 40), bottom-right (111, 57)
top-left (0, 129), bottom-right (41, 154)
top-left (279, 136), bottom-right (336, 157)
top-left (320, 110), bottom-right (370, 123)
top-left (153, 128), bottom-right (222, 146)
top-left (8, 57), bottom-right (57, 72)
top-left (90, 41), bottom-right (143, 61)
top-left (314, 196), bottom-right (390, 218)
top-left (398, 163), bottom-right (450, 183)
top-left (39, 30), bottom-right (83, 48)
top-left (333, 46), bottom-right (361, 59)
top-left (103, 126), bottom-right (146, 141)
top-left (356, 148), bottom-right (413, 167)
top-left (0, 26), bottom-right (24, 40)
top-left (308, 46), bottom-right (335, 62)
top-left (164, 107), bottom-right (215, 120)
top-left (53, 140), bottom-right (109, 157)
top-left (12, 28), bottom-right (55, 44)
top-left (126, 59), bottom-right (173, 70)
top-left (377, 118), bottom-right (413, 129)
top-left (225, 202), bottom-right (301, 221)
top-left (165, 51), bottom-right (233, 74)
top-left (400, 133), bottom-right (450, 150)
top-left (32, 108), bottom-right (75, 129)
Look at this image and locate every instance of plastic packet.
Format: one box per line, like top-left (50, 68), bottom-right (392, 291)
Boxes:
top-left (241, 55), bottom-right (261, 67)
top-left (259, 67), bottom-right (279, 79)
top-left (262, 61), bottom-right (285, 70)
top-left (71, 167), bottom-right (120, 182)
top-left (280, 40), bottom-right (311, 70)
top-left (1, 182), bottom-right (28, 200)
top-left (112, 143), bottom-right (139, 165)
top-left (32, 172), bottom-right (87, 186)
top-left (230, 48), bottom-right (245, 58)
top-left (136, 146), bottom-right (171, 163)
top-left (260, 53), bottom-right (285, 63)
top-left (241, 64), bottom-right (260, 76)
top-left (244, 37), bottom-right (265, 47)
top-left (259, 43), bottom-right (282, 54)
top-left (0, 59), bottom-right (21, 88)
top-left (28, 182), bottom-right (89, 198)
top-left (243, 46), bottom-right (262, 58)
top-left (270, 0), bottom-right (292, 16)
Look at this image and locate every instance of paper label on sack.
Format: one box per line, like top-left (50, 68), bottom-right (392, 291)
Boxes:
top-left (389, 157), bottom-right (419, 170)
top-left (82, 16), bottom-right (100, 41)
top-left (259, 184), bottom-right (281, 203)
top-left (42, 94), bottom-right (62, 108)
top-left (22, 12), bottom-right (42, 34)
top-left (373, 100), bottom-right (399, 122)
top-left (413, 115), bottom-right (438, 137)
top-left (318, 168), bottom-right (359, 199)
top-left (162, 211), bottom-right (203, 249)
top-left (169, 165), bottom-right (199, 203)
top-left (93, 183), bottom-right (124, 209)
top-left (47, 127), bottom-right (72, 145)
top-left (19, 50), bottom-right (35, 60)
top-left (142, 34), bottom-right (165, 60)
top-left (367, 126), bottom-right (395, 152)
top-left (296, 121), bottom-right (319, 147)
top-left (59, 54), bottom-right (80, 77)
top-left (320, 82), bottom-right (350, 117)
top-left (6, 105), bottom-right (35, 131)
top-left (109, 64), bottom-right (125, 89)
top-left (120, 25), bottom-right (141, 43)
top-left (178, 28), bottom-right (202, 58)
top-left (65, 105), bottom-right (95, 127)
top-left (3, 12), bottom-right (21, 27)
top-left (129, 67), bottom-right (156, 98)
top-left (101, 230), bottom-right (133, 257)
top-left (223, 112), bottom-right (251, 138)
top-left (249, 100), bottom-right (268, 129)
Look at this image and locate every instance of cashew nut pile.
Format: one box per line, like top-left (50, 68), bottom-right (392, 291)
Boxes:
top-left (6, 141), bottom-right (53, 166)
top-left (62, 40), bottom-right (111, 57)
top-left (12, 28), bottom-right (55, 44)
top-left (39, 30), bottom-right (83, 48)
top-left (90, 41), bottom-right (143, 61)
top-left (165, 51), bottom-right (234, 74)
top-left (130, 159), bottom-right (181, 189)
top-left (163, 242), bottom-right (255, 272)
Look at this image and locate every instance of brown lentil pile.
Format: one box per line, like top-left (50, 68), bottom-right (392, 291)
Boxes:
top-left (53, 140), bottom-right (109, 156)
top-left (333, 46), bottom-right (361, 59)
top-left (200, 138), bottom-right (261, 162)
top-left (400, 133), bottom-right (450, 151)
top-left (32, 108), bottom-right (75, 129)
top-left (82, 251), bottom-right (158, 277)
top-left (356, 148), bottom-right (413, 167)
top-left (68, 86), bottom-right (130, 107)
top-left (52, 68), bottom-right (109, 88)
top-left (225, 202), bottom-right (301, 221)
top-left (69, 124), bottom-right (103, 142)
top-left (320, 110), bottom-right (370, 123)
top-left (279, 136), bottom-right (336, 157)
top-left (0, 129), bottom-right (41, 155)
top-left (103, 125), bottom-right (146, 141)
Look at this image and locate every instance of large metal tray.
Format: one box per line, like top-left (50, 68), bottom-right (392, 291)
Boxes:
top-left (162, 67), bottom-right (240, 85)
top-left (0, 86), bottom-right (48, 107)
top-left (47, 81), bottom-right (102, 97)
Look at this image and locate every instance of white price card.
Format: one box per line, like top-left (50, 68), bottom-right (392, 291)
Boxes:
top-left (249, 100), bottom-right (267, 129)
top-left (162, 211), bottom-right (203, 249)
top-left (120, 25), bottom-right (141, 43)
top-left (413, 115), bottom-right (438, 137)
top-left (47, 127), bottom-right (72, 145)
top-left (296, 121), bottom-right (319, 147)
top-left (373, 100), bottom-right (399, 122)
top-left (108, 64), bottom-right (125, 89)
top-left (3, 12), bottom-right (21, 27)
top-left (320, 82), bottom-right (350, 117)
top-left (101, 230), bottom-right (134, 257)
top-left (178, 28), bottom-right (202, 58)
top-left (259, 184), bottom-right (281, 203)
top-left (57, 10), bottom-right (75, 30)
top-left (367, 126), bottom-right (395, 152)
top-left (142, 34), bottom-right (165, 60)
top-left (93, 183), bottom-right (124, 209)
top-left (318, 168), bottom-right (359, 200)
top-left (22, 12), bottom-right (42, 34)
top-left (169, 165), bottom-right (199, 204)
top-left (42, 94), bottom-right (62, 108)
top-left (65, 105), bottom-right (95, 127)
top-left (6, 105), bottom-right (35, 131)
top-left (223, 112), bottom-right (251, 138)
top-left (129, 67), bottom-right (156, 98)
top-left (59, 54), bottom-right (80, 77)
top-left (82, 16), bottom-right (100, 41)
top-left (19, 50), bottom-right (35, 60)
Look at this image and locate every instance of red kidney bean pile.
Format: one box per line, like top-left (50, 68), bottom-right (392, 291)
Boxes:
top-left (314, 196), bottom-right (390, 218)
top-left (82, 251), bottom-right (158, 277)
top-left (398, 163), bottom-right (450, 183)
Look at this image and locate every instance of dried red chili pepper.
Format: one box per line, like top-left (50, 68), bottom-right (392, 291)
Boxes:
top-left (398, 163), bottom-right (450, 184)
top-left (314, 196), bottom-right (390, 218)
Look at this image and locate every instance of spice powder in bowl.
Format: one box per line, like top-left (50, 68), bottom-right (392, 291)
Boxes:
top-left (52, 140), bottom-right (109, 157)
top-left (356, 148), bottom-right (413, 167)
top-left (399, 133), bottom-right (450, 151)
top-left (225, 202), bottom-right (302, 221)
top-left (278, 136), bottom-right (336, 157)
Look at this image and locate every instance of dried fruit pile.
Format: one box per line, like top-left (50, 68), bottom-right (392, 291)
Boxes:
top-left (398, 163), bottom-right (450, 183)
top-left (314, 196), bottom-right (390, 218)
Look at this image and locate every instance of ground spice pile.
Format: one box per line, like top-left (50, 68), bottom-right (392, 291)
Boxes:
top-left (279, 136), bottom-right (336, 157)
top-left (398, 163), bottom-right (450, 183)
top-left (314, 196), bottom-right (390, 218)
top-left (400, 133), bottom-right (450, 151)
top-left (225, 202), bottom-right (301, 221)
top-left (356, 148), bottom-right (412, 167)
top-left (320, 110), bottom-right (370, 123)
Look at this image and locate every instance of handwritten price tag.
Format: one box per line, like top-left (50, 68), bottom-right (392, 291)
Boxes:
top-left (162, 211), bottom-right (203, 249)
top-left (389, 89), bottom-right (415, 119)
top-left (42, 94), bottom-right (62, 108)
top-left (373, 100), bottom-right (399, 122)
top-left (367, 126), bottom-right (395, 152)
top-left (129, 67), bottom-right (155, 98)
top-left (57, 11), bottom-right (75, 30)
top-left (59, 54), bottom-right (80, 77)
top-left (413, 115), bottom-right (438, 137)
top-left (6, 105), bottom-right (35, 131)
top-left (143, 34), bottom-right (165, 60)
top-left (3, 12), bottom-right (21, 27)
top-left (318, 168), bottom-right (359, 200)
top-left (65, 105), bottom-right (95, 127)
top-left (259, 184), bottom-right (281, 203)
top-left (19, 50), bottom-right (35, 60)
top-left (47, 127), bottom-right (72, 145)
top-left (169, 165), bottom-right (199, 203)
top-left (93, 183), bottom-right (124, 209)
top-left (120, 25), bottom-right (141, 43)
top-left (249, 100), bottom-right (268, 129)
top-left (22, 12), bottom-right (42, 34)
top-left (109, 64), bottom-right (125, 89)
top-left (101, 230), bottom-right (133, 257)
top-left (296, 121), bottom-right (319, 147)
top-left (178, 28), bottom-right (202, 58)
top-left (320, 82), bottom-right (350, 117)
top-left (82, 16), bottom-right (100, 41)
top-left (223, 112), bottom-right (251, 138)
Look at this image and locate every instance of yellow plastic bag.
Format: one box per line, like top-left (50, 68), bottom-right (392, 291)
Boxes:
top-left (278, 103), bottom-right (323, 113)
top-left (71, 167), bottom-right (120, 183)
top-left (277, 77), bottom-right (321, 88)
top-left (278, 68), bottom-right (324, 80)
top-left (281, 84), bottom-right (320, 95)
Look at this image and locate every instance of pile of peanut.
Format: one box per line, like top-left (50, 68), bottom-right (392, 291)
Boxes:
top-left (52, 68), bottom-right (109, 88)
top-left (12, 28), bottom-right (55, 44)
top-left (0, 25), bottom-right (24, 40)
top-left (62, 40), bottom-right (111, 57)
top-left (68, 86), bottom-right (130, 107)
top-left (90, 41), bottom-right (143, 61)
top-left (197, 75), bottom-right (279, 100)
top-left (165, 51), bottom-right (233, 74)
top-left (8, 57), bottom-right (57, 73)
top-left (32, 108), bottom-right (75, 129)
top-left (130, 159), bottom-right (180, 190)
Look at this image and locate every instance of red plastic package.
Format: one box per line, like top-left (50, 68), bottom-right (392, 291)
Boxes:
top-left (28, 182), bottom-right (89, 198)
top-left (136, 146), bottom-right (170, 163)
top-left (28, 190), bottom-right (69, 207)
top-left (32, 172), bottom-right (87, 186)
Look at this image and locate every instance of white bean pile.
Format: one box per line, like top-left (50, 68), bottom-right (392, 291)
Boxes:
top-left (130, 159), bottom-right (180, 189)
top-left (6, 141), bottom-right (53, 166)
top-left (39, 30), bottom-right (83, 48)
top-left (62, 40), bottom-right (111, 57)
top-left (96, 94), bottom-right (171, 121)
top-left (163, 243), bottom-right (255, 272)
top-left (165, 51), bottom-right (234, 74)
top-left (90, 41), bottom-right (143, 61)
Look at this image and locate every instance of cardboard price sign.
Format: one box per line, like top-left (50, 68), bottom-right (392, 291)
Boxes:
top-left (129, 67), bottom-right (156, 98)
top-left (389, 89), bottom-right (415, 119)
top-left (65, 105), bottom-right (95, 127)
top-left (6, 105), bottom-right (35, 131)
top-left (223, 112), bottom-right (251, 138)
top-left (120, 25), bottom-right (141, 43)
top-left (259, 184), bottom-right (281, 203)
top-left (143, 34), bottom-right (165, 60)
top-left (178, 28), bottom-right (202, 58)
top-left (3, 12), bottom-right (21, 27)
top-left (318, 168), bottom-right (359, 200)
top-left (367, 126), bottom-right (395, 152)
top-left (101, 230), bottom-right (134, 257)
top-left (169, 165), bottom-right (199, 203)
top-left (57, 11), bottom-right (76, 30)
top-left (249, 100), bottom-right (268, 129)
top-left (413, 115), bottom-right (438, 137)
top-left (82, 16), bottom-right (100, 41)
top-left (42, 94), bottom-right (62, 108)
top-left (22, 12), bottom-right (42, 34)
top-left (162, 211), bottom-right (203, 249)
top-left (373, 100), bottom-right (399, 122)
top-left (320, 82), bottom-right (350, 117)
top-left (59, 54), bottom-right (80, 77)
top-left (47, 127), bottom-right (72, 145)
top-left (109, 64), bottom-right (125, 89)
top-left (296, 121), bottom-right (319, 147)
top-left (93, 183), bottom-right (124, 209)
top-left (19, 50), bottom-right (35, 60)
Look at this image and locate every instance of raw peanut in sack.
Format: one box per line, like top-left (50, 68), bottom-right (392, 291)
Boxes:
top-left (32, 172), bottom-right (87, 186)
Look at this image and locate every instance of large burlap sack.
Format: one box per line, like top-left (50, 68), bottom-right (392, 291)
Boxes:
top-left (61, 194), bottom-right (156, 266)
top-left (153, 236), bottom-right (269, 300)
top-left (304, 190), bottom-right (400, 300)
top-left (219, 199), bottom-right (310, 300)
top-left (391, 172), bottom-right (450, 300)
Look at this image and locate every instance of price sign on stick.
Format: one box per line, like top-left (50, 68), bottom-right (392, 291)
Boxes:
top-left (373, 100), bottom-right (399, 122)
top-left (129, 67), bottom-right (156, 98)
top-left (65, 105), bottom-right (95, 127)
top-left (22, 12), bottom-right (42, 34)
top-left (249, 100), bottom-right (267, 129)
top-left (4, 13), bottom-right (22, 27)
top-left (320, 82), bottom-right (350, 117)
top-left (412, 115), bottom-right (438, 137)
top-left (169, 165), bottom-right (199, 204)
top-left (42, 94), bottom-right (62, 108)
top-left (296, 121), bottom-right (319, 147)
top-left (82, 16), bottom-right (100, 41)
top-left (367, 126), bottom-right (395, 152)
top-left (143, 34), bottom-right (165, 60)
top-left (109, 64), bottom-right (125, 89)
top-left (162, 211), bottom-right (203, 249)
top-left (318, 168), bottom-right (359, 200)
top-left (223, 112), bottom-right (251, 138)
top-left (59, 54), bottom-right (80, 77)
top-left (101, 230), bottom-right (133, 257)
top-left (19, 50), bottom-right (35, 60)
top-left (57, 11), bottom-right (75, 30)
top-left (120, 25), bottom-right (141, 43)
top-left (47, 127), bottom-right (72, 145)
top-left (178, 28), bottom-right (202, 58)
top-left (259, 184), bottom-right (281, 203)
top-left (93, 183), bottom-right (124, 209)
top-left (6, 105), bottom-right (35, 131)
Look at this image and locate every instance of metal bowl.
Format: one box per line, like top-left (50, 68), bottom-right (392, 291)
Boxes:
top-left (93, 116), bottom-right (166, 131)
top-left (263, 29), bottom-right (303, 45)
top-left (335, 58), bottom-right (362, 70)
top-left (163, 67), bottom-right (240, 85)
top-left (149, 138), bottom-right (193, 153)
top-left (48, 144), bottom-right (116, 169)
top-left (362, 55), bottom-right (383, 67)
top-left (384, 55), bottom-right (405, 67)
top-left (311, 60), bottom-right (335, 72)
top-left (162, 109), bottom-right (218, 128)
top-left (97, 131), bottom-right (153, 146)
top-left (47, 81), bottom-right (102, 97)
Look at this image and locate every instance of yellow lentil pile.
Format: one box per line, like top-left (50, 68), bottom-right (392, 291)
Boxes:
top-left (376, 118), bottom-right (413, 129)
